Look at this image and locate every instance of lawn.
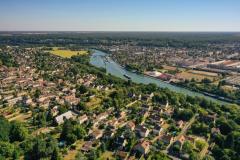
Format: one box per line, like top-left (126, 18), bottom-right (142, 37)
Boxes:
top-left (85, 97), bottom-right (102, 110)
top-left (8, 111), bottom-right (32, 122)
top-left (64, 140), bottom-right (85, 160)
top-left (99, 151), bottom-right (115, 160)
top-left (47, 47), bottom-right (89, 58)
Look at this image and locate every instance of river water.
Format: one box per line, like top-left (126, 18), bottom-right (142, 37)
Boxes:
top-left (90, 50), bottom-right (228, 105)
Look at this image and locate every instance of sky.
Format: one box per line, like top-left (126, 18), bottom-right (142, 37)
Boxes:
top-left (0, 0), bottom-right (240, 31)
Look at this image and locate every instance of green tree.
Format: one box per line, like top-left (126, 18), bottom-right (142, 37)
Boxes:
top-left (51, 148), bottom-right (62, 160)
top-left (9, 121), bottom-right (28, 142)
top-left (34, 89), bottom-right (41, 99)
top-left (149, 152), bottom-right (170, 160)
top-left (195, 139), bottom-right (207, 151)
top-left (60, 120), bottom-right (78, 145)
top-left (66, 134), bottom-right (77, 145)
top-left (0, 141), bottom-right (16, 158)
top-left (0, 116), bottom-right (11, 142)
top-left (225, 133), bottom-right (234, 149)
top-left (74, 125), bottom-right (87, 139)
top-left (203, 155), bottom-right (215, 160)
top-left (75, 151), bottom-right (87, 160)
top-left (201, 78), bottom-right (212, 84)
top-left (33, 112), bottom-right (47, 127)
top-left (217, 119), bottom-right (233, 135)
top-left (77, 85), bottom-right (88, 94)
top-left (25, 136), bottom-right (59, 160)
top-left (182, 141), bottom-right (194, 154)
top-left (60, 120), bottom-right (74, 140)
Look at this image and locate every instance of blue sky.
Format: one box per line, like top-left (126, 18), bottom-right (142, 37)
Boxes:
top-left (0, 0), bottom-right (240, 31)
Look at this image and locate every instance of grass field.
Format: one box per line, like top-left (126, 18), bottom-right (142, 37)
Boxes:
top-left (48, 47), bottom-right (88, 58)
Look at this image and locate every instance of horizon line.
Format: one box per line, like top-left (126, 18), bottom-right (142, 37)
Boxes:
top-left (0, 30), bottom-right (240, 33)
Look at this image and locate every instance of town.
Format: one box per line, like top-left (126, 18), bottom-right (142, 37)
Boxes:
top-left (101, 41), bottom-right (240, 104)
top-left (0, 42), bottom-right (239, 160)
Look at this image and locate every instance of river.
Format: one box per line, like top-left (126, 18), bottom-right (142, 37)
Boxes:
top-left (90, 50), bottom-right (229, 105)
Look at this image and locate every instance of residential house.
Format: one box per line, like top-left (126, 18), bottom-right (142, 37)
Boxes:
top-left (177, 120), bottom-right (185, 129)
top-left (128, 92), bottom-right (136, 99)
top-left (175, 135), bottom-right (186, 146)
top-left (103, 130), bottom-right (115, 140)
top-left (114, 135), bottom-right (127, 150)
top-left (200, 114), bottom-right (217, 124)
top-left (55, 111), bottom-right (77, 125)
top-left (7, 96), bottom-right (23, 106)
top-left (142, 104), bottom-right (151, 111)
top-left (134, 140), bottom-right (150, 155)
top-left (97, 112), bottom-right (108, 121)
top-left (51, 106), bottom-right (59, 117)
top-left (126, 121), bottom-right (136, 131)
top-left (161, 134), bottom-right (174, 145)
top-left (81, 141), bottom-right (93, 153)
top-left (211, 127), bottom-right (221, 135)
top-left (78, 114), bottom-right (88, 124)
top-left (135, 125), bottom-right (150, 138)
top-left (116, 111), bottom-right (126, 119)
top-left (153, 125), bottom-right (164, 135)
top-left (89, 129), bottom-right (103, 140)
top-left (107, 118), bottom-right (119, 129)
top-left (63, 95), bottom-right (80, 106)
top-left (149, 115), bottom-right (165, 125)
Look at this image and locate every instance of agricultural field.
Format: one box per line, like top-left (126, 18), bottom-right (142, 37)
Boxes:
top-left (47, 47), bottom-right (89, 58)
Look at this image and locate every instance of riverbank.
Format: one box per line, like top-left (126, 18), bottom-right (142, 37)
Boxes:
top-left (172, 82), bottom-right (240, 105)
top-left (135, 70), bottom-right (239, 105)
top-left (90, 49), bottom-right (232, 105)
top-left (111, 55), bottom-right (240, 105)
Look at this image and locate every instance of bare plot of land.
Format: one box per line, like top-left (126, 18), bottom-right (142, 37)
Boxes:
top-left (176, 71), bottom-right (218, 81)
top-left (188, 70), bottom-right (219, 77)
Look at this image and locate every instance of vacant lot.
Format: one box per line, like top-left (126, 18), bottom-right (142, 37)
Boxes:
top-left (188, 70), bottom-right (219, 77)
top-left (163, 65), bottom-right (185, 71)
top-left (176, 71), bottom-right (218, 81)
top-left (48, 47), bottom-right (88, 58)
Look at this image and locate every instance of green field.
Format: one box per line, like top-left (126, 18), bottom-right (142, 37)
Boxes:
top-left (48, 47), bottom-right (88, 58)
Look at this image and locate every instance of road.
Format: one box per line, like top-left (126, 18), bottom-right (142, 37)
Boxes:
top-left (126, 100), bottom-right (138, 107)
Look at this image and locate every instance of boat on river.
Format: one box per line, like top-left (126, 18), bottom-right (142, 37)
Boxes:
top-left (123, 74), bottom-right (131, 79)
